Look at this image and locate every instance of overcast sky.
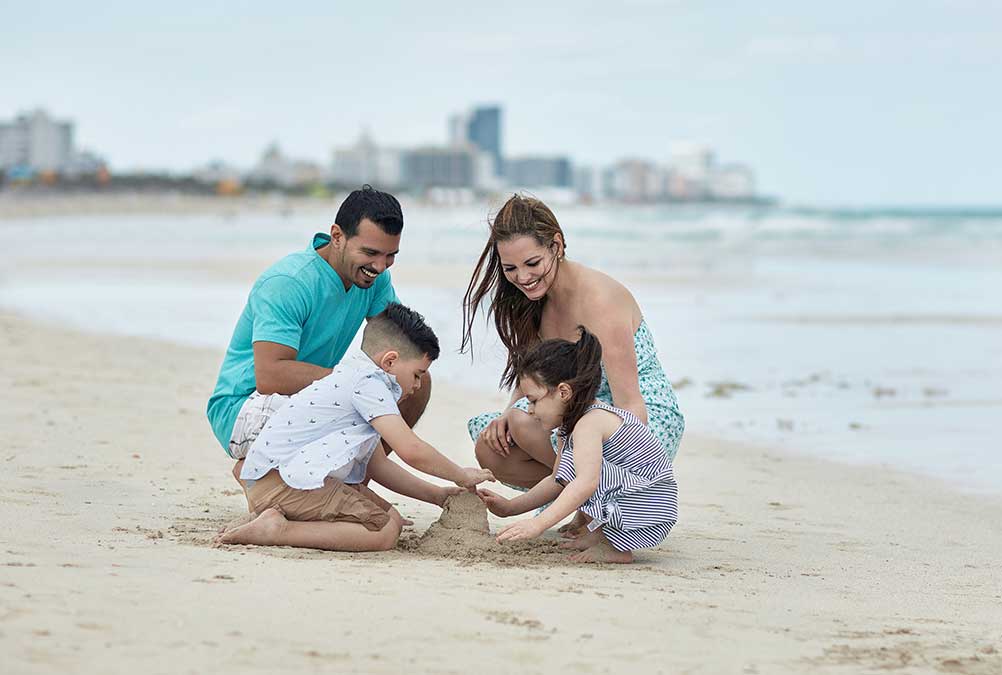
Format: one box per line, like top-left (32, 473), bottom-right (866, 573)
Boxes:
top-left (4, 1), bottom-right (999, 205)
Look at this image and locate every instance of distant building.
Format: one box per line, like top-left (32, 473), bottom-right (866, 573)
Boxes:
top-left (402, 146), bottom-right (477, 189)
top-left (467, 106), bottom-right (502, 177)
top-left (0, 109), bottom-right (74, 172)
top-left (573, 166), bottom-right (600, 199)
top-left (505, 156), bottom-right (573, 189)
top-left (603, 159), bottom-right (666, 202)
top-left (247, 142), bottom-right (324, 188)
top-left (331, 132), bottom-right (403, 189)
top-left (710, 164), bottom-right (756, 200)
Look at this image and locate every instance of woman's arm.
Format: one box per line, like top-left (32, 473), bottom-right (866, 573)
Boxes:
top-left (591, 306), bottom-right (647, 424)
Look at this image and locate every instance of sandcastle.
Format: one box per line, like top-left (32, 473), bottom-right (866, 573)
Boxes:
top-left (405, 492), bottom-right (562, 563)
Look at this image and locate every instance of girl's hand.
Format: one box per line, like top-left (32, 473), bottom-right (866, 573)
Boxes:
top-left (477, 488), bottom-right (514, 517)
top-left (480, 413), bottom-right (513, 456)
top-left (496, 517), bottom-right (545, 543)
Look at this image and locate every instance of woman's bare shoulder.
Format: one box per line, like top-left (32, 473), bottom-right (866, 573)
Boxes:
top-left (575, 264), bottom-right (640, 323)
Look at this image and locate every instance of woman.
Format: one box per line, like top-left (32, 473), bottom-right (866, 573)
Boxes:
top-left (462, 195), bottom-right (684, 505)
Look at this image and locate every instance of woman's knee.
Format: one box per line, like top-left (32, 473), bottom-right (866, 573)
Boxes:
top-left (507, 409), bottom-right (544, 447)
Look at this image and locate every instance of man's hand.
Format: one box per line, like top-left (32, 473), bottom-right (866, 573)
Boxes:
top-left (477, 488), bottom-right (514, 517)
top-left (480, 413), bottom-right (513, 456)
top-left (496, 517), bottom-right (545, 543)
top-left (454, 467), bottom-right (495, 490)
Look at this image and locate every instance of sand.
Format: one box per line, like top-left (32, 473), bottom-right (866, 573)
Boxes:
top-left (401, 492), bottom-right (565, 565)
top-left (2, 312), bottom-right (1002, 674)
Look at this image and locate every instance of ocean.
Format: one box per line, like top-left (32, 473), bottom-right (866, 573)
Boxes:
top-left (2, 199), bottom-right (1001, 492)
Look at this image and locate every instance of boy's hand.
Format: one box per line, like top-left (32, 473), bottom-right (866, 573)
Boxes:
top-left (434, 485), bottom-right (465, 507)
top-left (477, 488), bottom-right (513, 517)
top-left (496, 517), bottom-right (545, 543)
top-left (455, 467), bottom-right (495, 489)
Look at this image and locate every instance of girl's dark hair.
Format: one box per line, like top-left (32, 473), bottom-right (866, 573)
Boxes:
top-left (461, 194), bottom-right (565, 389)
top-left (516, 326), bottom-right (602, 436)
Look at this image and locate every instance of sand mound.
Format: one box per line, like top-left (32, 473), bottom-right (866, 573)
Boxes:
top-left (402, 492), bottom-right (563, 565)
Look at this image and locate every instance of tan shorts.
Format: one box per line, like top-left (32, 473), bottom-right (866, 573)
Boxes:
top-left (245, 470), bottom-right (391, 532)
top-left (228, 391), bottom-right (290, 459)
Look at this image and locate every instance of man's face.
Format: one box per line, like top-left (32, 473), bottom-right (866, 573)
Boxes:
top-left (331, 218), bottom-right (401, 290)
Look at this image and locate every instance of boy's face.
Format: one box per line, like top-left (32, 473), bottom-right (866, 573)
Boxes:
top-left (383, 353), bottom-right (433, 398)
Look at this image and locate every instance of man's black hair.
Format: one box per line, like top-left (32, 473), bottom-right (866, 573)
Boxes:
top-left (335, 184), bottom-right (403, 237)
top-left (365, 302), bottom-right (440, 361)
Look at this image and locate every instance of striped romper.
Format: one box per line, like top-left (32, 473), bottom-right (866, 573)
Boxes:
top-left (555, 401), bottom-right (678, 552)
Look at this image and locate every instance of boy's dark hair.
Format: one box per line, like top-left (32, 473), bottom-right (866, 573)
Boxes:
top-left (516, 326), bottom-right (603, 436)
top-left (335, 184), bottom-right (403, 237)
top-left (362, 303), bottom-right (440, 361)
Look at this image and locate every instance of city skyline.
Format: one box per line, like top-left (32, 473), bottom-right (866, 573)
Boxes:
top-left (3, 2), bottom-right (999, 206)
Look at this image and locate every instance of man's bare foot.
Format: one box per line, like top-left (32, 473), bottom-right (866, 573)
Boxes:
top-left (558, 511), bottom-right (590, 536)
top-left (213, 508), bottom-right (287, 547)
top-left (559, 528), bottom-right (603, 551)
top-left (217, 512), bottom-right (256, 535)
top-left (568, 539), bottom-right (634, 564)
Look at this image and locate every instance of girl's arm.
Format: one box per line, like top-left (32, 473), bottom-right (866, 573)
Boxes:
top-left (497, 418), bottom-right (604, 542)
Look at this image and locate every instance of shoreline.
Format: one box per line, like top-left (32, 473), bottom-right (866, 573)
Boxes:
top-left (2, 311), bottom-right (1001, 673)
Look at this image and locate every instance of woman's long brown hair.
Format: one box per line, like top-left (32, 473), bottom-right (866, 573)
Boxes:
top-left (461, 194), bottom-right (566, 389)
top-left (516, 326), bottom-right (603, 436)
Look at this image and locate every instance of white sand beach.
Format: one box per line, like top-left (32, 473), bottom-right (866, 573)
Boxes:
top-left (2, 312), bottom-right (1000, 674)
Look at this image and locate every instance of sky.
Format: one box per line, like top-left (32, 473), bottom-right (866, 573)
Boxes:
top-left (3, 1), bottom-right (1000, 206)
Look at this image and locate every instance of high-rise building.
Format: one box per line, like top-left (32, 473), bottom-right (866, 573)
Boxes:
top-left (0, 109), bottom-right (74, 172)
top-left (505, 156), bottom-right (573, 189)
top-left (466, 105), bottom-right (502, 177)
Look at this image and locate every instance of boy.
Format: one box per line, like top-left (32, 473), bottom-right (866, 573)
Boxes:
top-left (215, 303), bottom-right (494, 552)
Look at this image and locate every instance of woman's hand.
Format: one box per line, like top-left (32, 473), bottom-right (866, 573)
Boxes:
top-left (480, 411), bottom-right (514, 456)
top-left (477, 488), bottom-right (514, 517)
top-left (496, 517), bottom-right (546, 543)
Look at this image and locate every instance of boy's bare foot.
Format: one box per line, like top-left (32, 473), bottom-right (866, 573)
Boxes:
top-left (568, 539), bottom-right (634, 564)
top-left (559, 528), bottom-right (603, 551)
top-left (213, 508), bottom-right (287, 547)
top-left (217, 512), bottom-right (256, 535)
top-left (558, 510), bottom-right (590, 536)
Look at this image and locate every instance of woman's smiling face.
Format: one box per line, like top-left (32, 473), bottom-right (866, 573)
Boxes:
top-left (496, 235), bottom-right (560, 301)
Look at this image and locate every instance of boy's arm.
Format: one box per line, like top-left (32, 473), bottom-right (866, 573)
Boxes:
top-left (369, 414), bottom-right (493, 488)
top-left (366, 445), bottom-right (458, 507)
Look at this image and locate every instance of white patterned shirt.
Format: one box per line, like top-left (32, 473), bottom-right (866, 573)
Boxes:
top-left (240, 351), bottom-right (403, 490)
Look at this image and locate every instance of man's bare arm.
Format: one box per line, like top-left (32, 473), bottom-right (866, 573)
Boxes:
top-left (253, 341), bottom-right (332, 395)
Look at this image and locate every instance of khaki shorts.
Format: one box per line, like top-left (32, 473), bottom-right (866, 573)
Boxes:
top-left (228, 391), bottom-right (290, 459)
top-left (245, 470), bottom-right (391, 532)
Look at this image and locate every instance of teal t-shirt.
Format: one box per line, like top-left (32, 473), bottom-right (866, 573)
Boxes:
top-left (206, 233), bottom-right (399, 452)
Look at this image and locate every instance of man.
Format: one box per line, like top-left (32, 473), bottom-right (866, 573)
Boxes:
top-left (207, 185), bottom-right (431, 464)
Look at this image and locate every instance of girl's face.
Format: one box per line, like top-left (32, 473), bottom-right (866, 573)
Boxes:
top-left (520, 375), bottom-right (569, 430)
top-left (496, 235), bottom-right (560, 301)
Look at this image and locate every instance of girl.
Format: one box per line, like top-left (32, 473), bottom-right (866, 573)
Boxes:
top-left (478, 328), bottom-right (678, 564)
top-left (462, 195), bottom-right (684, 535)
